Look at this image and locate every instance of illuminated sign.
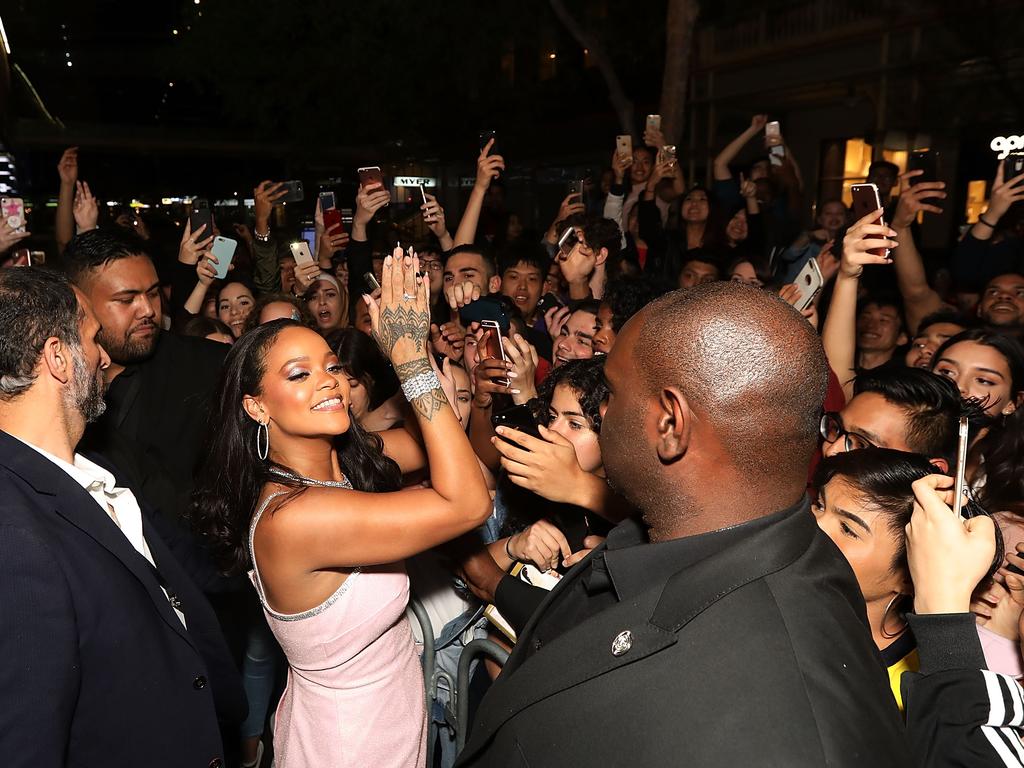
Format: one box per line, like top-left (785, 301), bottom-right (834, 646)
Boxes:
top-left (393, 176), bottom-right (437, 187)
top-left (991, 135), bottom-right (1024, 160)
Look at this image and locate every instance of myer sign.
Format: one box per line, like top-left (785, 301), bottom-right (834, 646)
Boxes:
top-left (991, 135), bottom-right (1024, 160)
top-left (393, 176), bottom-right (437, 187)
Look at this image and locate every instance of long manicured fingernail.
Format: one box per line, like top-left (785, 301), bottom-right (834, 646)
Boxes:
top-left (511, 389), bottom-right (521, 395)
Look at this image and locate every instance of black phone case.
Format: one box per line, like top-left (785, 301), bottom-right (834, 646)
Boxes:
top-left (189, 205), bottom-right (214, 239)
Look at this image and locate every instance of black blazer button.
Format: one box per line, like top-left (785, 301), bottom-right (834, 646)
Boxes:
top-left (193, 675), bottom-right (208, 690)
top-left (208, 759), bottom-right (223, 768)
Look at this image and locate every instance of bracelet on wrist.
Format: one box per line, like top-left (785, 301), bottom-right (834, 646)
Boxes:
top-left (400, 371), bottom-right (441, 403)
top-left (505, 536), bottom-right (516, 562)
top-left (977, 215), bottom-right (997, 229)
top-left (254, 227), bottom-right (271, 242)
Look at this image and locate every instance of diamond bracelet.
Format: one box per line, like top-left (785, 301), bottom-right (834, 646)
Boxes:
top-left (401, 371), bottom-right (441, 402)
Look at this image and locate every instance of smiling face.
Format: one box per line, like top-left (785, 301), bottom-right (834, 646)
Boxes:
top-left (812, 477), bottom-right (906, 604)
top-left (681, 189), bottom-right (710, 224)
top-left (555, 310), bottom-right (598, 367)
top-left (725, 208), bottom-right (748, 244)
top-left (631, 147), bottom-right (654, 185)
top-left (307, 279), bottom-right (344, 332)
top-left (218, 282), bottom-right (255, 338)
top-left (546, 383), bottom-right (603, 474)
top-left (979, 274), bottom-right (1024, 327)
top-left (244, 326), bottom-right (351, 450)
top-left (817, 201), bottom-right (847, 235)
top-left (932, 340), bottom-right (1018, 416)
top-left (856, 303), bottom-right (905, 352)
top-left (501, 261), bottom-right (544, 319)
top-left (593, 303), bottom-right (616, 355)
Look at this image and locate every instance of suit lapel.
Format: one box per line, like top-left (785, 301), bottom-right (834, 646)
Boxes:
top-left (460, 502), bottom-right (817, 762)
top-left (0, 431), bottom-right (195, 647)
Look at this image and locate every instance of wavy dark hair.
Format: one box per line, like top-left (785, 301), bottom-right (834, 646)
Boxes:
top-left (537, 356), bottom-right (609, 431)
top-left (933, 329), bottom-right (1024, 514)
top-left (191, 319), bottom-right (402, 574)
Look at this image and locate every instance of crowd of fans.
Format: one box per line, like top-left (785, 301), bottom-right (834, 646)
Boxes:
top-left (2, 113), bottom-right (1024, 768)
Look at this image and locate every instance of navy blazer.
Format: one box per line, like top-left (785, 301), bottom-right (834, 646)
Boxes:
top-left (0, 429), bottom-right (246, 768)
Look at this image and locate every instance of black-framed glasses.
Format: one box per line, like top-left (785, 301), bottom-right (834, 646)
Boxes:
top-left (819, 412), bottom-right (878, 452)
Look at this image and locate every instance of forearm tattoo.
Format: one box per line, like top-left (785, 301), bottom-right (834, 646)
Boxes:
top-left (372, 305), bottom-right (429, 357)
top-left (394, 358), bottom-right (448, 422)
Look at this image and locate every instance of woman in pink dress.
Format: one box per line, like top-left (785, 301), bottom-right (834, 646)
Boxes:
top-left (193, 248), bottom-right (493, 766)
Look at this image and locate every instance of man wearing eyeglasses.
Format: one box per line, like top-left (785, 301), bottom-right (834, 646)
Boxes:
top-left (819, 368), bottom-right (966, 472)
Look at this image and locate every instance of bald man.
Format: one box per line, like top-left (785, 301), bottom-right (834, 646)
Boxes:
top-left (457, 282), bottom-right (909, 767)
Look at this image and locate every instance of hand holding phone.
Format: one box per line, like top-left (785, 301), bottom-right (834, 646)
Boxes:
top-left (210, 236), bottom-right (238, 280)
top-left (480, 320), bottom-right (510, 387)
top-left (1, 197), bottom-right (26, 233)
top-left (791, 258), bottom-right (823, 311)
top-left (615, 135), bottom-right (633, 162)
top-left (290, 240), bottom-right (315, 267)
top-left (952, 417), bottom-right (970, 520)
top-left (849, 183), bottom-right (894, 260)
top-left (189, 198), bottom-right (214, 241)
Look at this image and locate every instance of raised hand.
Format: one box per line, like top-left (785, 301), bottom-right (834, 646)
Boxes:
top-left (365, 246), bottom-right (429, 365)
top-left (493, 424), bottom-right (588, 509)
top-left (611, 148), bottom-right (632, 184)
top-left (178, 219), bottom-right (214, 265)
top-left (354, 183), bottom-right (390, 228)
top-left (893, 171), bottom-right (946, 229)
top-left (643, 124), bottom-right (666, 149)
top-left (905, 474), bottom-right (997, 615)
top-left (840, 209), bottom-right (897, 278)
top-left (421, 193), bottom-right (447, 238)
top-left (0, 220), bottom-right (30, 254)
top-left (472, 343), bottom-right (518, 404)
top-left (738, 171), bottom-right (757, 199)
top-left (505, 519), bottom-right (572, 572)
top-left (445, 280), bottom-right (481, 312)
top-left (545, 305), bottom-right (571, 342)
top-left (318, 223), bottom-right (349, 261)
top-left (750, 114), bottom-right (768, 133)
top-left (292, 260), bottom-right (321, 295)
top-left (72, 181), bottom-right (99, 233)
top-left (57, 147), bottom-right (79, 186)
top-left (254, 181), bottom-right (287, 232)
top-left (475, 139), bottom-right (505, 191)
top-left (429, 321), bottom-right (466, 362)
top-left (985, 160), bottom-right (1024, 223)
top-left (503, 334), bottom-right (538, 404)
top-left (816, 242), bottom-right (839, 284)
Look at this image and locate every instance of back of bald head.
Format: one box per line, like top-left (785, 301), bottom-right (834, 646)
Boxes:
top-left (633, 281), bottom-right (828, 478)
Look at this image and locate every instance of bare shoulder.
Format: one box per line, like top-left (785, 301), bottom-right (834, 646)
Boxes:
top-left (253, 484), bottom-right (364, 546)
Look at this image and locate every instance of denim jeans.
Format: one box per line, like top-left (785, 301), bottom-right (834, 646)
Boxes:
top-left (240, 615), bottom-right (280, 740)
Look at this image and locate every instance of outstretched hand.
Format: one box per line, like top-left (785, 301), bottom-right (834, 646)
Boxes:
top-left (364, 246), bottom-right (430, 367)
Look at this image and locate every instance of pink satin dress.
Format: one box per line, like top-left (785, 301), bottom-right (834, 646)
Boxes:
top-left (249, 490), bottom-right (426, 767)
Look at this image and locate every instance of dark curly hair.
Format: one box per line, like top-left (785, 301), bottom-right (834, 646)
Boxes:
top-left (601, 275), bottom-right (664, 334)
top-left (190, 319), bottom-right (402, 574)
top-left (537, 356), bottom-right (609, 431)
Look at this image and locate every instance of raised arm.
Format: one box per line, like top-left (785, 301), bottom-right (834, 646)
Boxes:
top-left (274, 248), bottom-right (492, 568)
top-left (454, 139), bottom-right (505, 247)
top-left (822, 210), bottom-right (898, 400)
top-left (55, 147), bottom-right (79, 254)
top-left (891, 171), bottom-right (947, 335)
top-left (713, 115), bottom-right (766, 181)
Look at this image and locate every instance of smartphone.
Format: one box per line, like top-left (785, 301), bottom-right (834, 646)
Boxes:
top-left (189, 198), bottom-right (214, 240)
top-left (792, 258), bottom-right (823, 311)
top-left (907, 151), bottom-right (939, 186)
top-left (479, 129), bottom-right (497, 153)
top-left (480, 319), bottom-right (509, 387)
top-left (363, 271), bottom-right (382, 292)
top-left (491, 405), bottom-right (542, 442)
top-left (567, 179), bottom-right (584, 197)
top-left (952, 416), bottom-right (970, 520)
top-left (616, 134), bottom-right (633, 161)
top-left (300, 225), bottom-right (316, 254)
top-left (210, 236), bottom-right (237, 280)
top-left (323, 207), bottom-right (343, 234)
top-left (1009, 153), bottom-right (1024, 179)
top-left (319, 190), bottom-right (337, 211)
top-left (459, 295), bottom-right (509, 329)
top-left (290, 240), bottom-right (315, 268)
top-left (557, 226), bottom-right (579, 258)
top-left (357, 166), bottom-right (386, 193)
top-left (536, 292), bottom-right (565, 315)
top-left (1, 197), bottom-right (25, 233)
top-left (645, 114), bottom-right (661, 133)
top-left (418, 183), bottom-right (428, 206)
top-left (850, 183), bottom-right (890, 259)
top-left (275, 180), bottom-right (304, 204)
top-left (765, 121), bottom-right (785, 166)
top-left (658, 145), bottom-right (678, 167)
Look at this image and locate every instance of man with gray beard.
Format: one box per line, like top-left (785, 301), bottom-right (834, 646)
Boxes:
top-left (0, 267), bottom-right (244, 767)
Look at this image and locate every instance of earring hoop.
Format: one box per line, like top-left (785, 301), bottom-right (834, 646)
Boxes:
top-left (256, 420), bottom-right (270, 461)
top-left (880, 593), bottom-right (907, 639)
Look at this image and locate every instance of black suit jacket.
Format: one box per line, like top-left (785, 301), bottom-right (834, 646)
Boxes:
top-left (0, 430), bottom-right (246, 768)
top-left (457, 503), bottom-right (911, 767)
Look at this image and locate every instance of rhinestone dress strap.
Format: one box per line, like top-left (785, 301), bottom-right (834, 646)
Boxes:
top-left (248, 477), bottom-right (360, 621)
